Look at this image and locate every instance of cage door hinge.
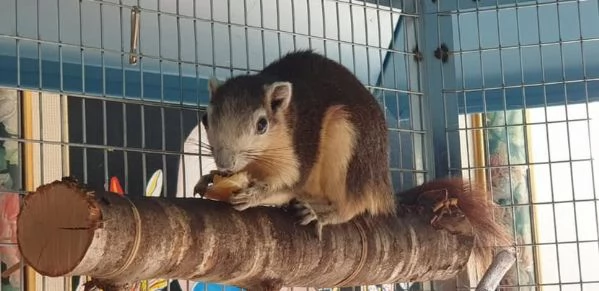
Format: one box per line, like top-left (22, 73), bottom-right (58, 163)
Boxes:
top-left (433, 43), bottom-right (451, 63)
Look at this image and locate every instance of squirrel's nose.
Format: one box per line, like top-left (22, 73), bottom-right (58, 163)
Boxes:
top-left (214, 149), bottom-right (237, 172)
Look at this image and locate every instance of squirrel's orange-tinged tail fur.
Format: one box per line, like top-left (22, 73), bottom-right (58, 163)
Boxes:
top-left (397, 178), bottom-right (514, 276)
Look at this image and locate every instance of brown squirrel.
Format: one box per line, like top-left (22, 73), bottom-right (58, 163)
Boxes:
top-left (194, 50), bottom-right (396, 239)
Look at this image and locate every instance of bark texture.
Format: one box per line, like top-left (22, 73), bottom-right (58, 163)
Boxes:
top-left (17, 177), bottom-right (505, 290)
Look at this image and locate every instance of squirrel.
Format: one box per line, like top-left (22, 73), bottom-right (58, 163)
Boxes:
top-left (194, 50), bottom-right (396, 239)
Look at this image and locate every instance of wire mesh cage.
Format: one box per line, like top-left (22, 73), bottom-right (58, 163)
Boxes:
top-left (422, 0), bottom-right (599, 290)
top-left (0, 0), bottom-right (598, 290)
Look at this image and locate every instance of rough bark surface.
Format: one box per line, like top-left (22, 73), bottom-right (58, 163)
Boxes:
top-left (17, 178), bottom-right (478, 289)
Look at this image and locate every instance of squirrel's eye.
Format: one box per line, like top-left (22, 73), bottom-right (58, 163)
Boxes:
top-left (256, 117), bottom-right (268, 135)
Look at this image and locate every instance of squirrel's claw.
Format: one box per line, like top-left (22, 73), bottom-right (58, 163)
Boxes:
top-left (193, 170), bottom-right (219, 198)
top-left (314, 221), bottom-right (323, 241)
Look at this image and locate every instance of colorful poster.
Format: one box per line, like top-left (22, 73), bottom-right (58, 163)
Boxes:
top-left (0, 88), bottom-right (21, 291)
top-left (486, 110), bottom-right (535, 288)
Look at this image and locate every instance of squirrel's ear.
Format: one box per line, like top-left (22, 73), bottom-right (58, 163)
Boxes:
top-left (207, 77), bottom-right (222, 99)
top-left (265, 81), bottom-right (292, 113)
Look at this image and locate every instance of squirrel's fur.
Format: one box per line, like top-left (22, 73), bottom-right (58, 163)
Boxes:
top-left (200, 50), bottom-right (396, 234)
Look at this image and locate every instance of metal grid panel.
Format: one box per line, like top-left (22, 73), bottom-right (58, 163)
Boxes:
top-left (0, 0), bottom-right (427, 290)
top-left (422, 0), bottom-right (599, 290)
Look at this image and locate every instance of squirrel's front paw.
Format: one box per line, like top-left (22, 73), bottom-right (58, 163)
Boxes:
top-left (229, 182), bottom-right (265, 211)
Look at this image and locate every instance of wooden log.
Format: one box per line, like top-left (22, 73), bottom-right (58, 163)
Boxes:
top-left (16, 178), bottom-right (507, 290)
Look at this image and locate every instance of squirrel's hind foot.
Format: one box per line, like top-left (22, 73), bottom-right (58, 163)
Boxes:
top-left (430, 190), bottom-right (461, 228)
top-left (290, 199), bottom-right (323, 241)
top-left (291, 200), bottom-right (318, 225)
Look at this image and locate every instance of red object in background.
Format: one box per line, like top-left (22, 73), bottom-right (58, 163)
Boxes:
top-left (109, 176), bottom-right (125, 196)
top-left (0, 191), bottom-right (21, 287)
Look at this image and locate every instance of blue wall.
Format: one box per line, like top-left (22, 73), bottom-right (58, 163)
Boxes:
top-left (0, 54), bottom-right (209, 105)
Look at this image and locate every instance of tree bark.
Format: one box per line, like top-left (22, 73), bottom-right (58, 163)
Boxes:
top-left (17, 178), bottom-right (493, 290)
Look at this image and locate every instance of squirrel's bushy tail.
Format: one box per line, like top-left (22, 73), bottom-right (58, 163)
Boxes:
top-left (397, 178), bottom-right (514, 276)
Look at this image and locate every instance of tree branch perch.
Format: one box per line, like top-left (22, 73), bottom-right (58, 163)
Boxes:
top-left (17, 178), bottom-right (512, 290)
top-left (475, 248), bottom-right (517, 291)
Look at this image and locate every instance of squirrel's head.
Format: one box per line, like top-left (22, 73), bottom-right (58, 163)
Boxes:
top-left (201, 76), bottom-right (293, 174)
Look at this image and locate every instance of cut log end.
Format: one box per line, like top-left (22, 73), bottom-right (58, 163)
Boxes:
top-left (17, 180), bottom-right (101, 277)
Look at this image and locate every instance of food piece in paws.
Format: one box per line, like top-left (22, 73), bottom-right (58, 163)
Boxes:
top-left (203, 171), bottom-right (250, 202)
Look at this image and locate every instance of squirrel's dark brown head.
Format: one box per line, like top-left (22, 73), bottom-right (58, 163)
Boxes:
top-left (201, 75), bottom-right (294, 174)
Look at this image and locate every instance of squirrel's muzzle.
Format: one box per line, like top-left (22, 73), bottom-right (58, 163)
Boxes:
top-left (214, 148), bottom-right (238, 172)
